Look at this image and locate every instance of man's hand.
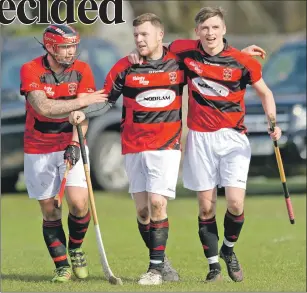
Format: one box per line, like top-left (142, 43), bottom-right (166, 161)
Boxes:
top-left (242, 45), bottom-right (266, 59)
top-left (79, 90), bottom-right (108, 107)
top-left (268, 125), bottom-right (282, 141)
top-left (64, 141), bottom-right (80, 167)
top-left (69, 111), bottom-right (86, 125)
top-left (128, 48), bottom-right (143, 64)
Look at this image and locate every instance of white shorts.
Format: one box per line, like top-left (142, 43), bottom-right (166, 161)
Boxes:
top-left (183, 128), bottom-right (251, 191)
top-left (24, 146), bottom-right (89, 200)
top-left (124, 150), bottom-right (181, 199)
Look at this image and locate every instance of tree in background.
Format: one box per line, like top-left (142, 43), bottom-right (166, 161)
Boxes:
top-left (3, 1), bottom-right (305, 37)
top-left (130, 0), bottom-right (306, 35)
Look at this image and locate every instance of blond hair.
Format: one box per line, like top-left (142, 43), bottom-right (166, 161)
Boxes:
top-left (133, 13), bottom-right (164, 30)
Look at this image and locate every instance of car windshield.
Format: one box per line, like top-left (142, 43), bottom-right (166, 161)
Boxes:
top-left (1, 40), bottom-right (120, 102)
top-left (262, 43), bottom-right (306, 95)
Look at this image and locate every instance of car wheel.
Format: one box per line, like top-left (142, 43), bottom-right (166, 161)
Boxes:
top-left (1, 174), bottom-right (19, 193)
top-left (91, 131), bottom-right (128, 191)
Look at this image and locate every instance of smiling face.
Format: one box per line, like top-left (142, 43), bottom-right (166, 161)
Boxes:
top-left (195, 15), bottom-right (226, 53)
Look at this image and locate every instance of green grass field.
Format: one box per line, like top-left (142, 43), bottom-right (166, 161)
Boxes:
top-left (1, 188), bottom-right (306, 292)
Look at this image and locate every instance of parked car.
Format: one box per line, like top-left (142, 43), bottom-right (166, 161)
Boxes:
top-left (244, 38), bottom-right (306, 177)
top-left (1, 37), bottom-right (128, 192)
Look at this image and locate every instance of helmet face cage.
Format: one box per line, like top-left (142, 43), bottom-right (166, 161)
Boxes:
top-left (43, 25), bottom-right (80, 66)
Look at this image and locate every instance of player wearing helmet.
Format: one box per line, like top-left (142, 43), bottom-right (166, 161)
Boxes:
top-left (20, 24), bottom-right (107, 283)
top-left (42, 24), bottom-right (80, 67)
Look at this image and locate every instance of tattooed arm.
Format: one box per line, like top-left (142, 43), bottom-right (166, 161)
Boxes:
top-left (27, 89), bottom-right (106, 119)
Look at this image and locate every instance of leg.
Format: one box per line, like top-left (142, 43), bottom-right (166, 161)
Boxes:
top-left (198, 188), bottom-right (222, 282)
top-left (223, 186), bottom-right (245, 253)
top-left (63, 146), bottom-right (91, 279)
top-left (138, 150), bottom-right (181, 285)
top-left (40, 199), bottom-right (71, 272)
top-left (125, 153), bottom-right (149, 249)
top-left (218, 129), bottom-right (251, 282)
top-left (24, 152), bottom-right (71, 282)
top-left (66, 186), bottom-right (90, 250)
top-left (182, 130), bottom-right (220, 281)
top-left (134, 192), bottom-right (150, 249)
top-left (137, 193), bottom-right (168, 285)
top-left (219, 187), bottom-right (245, 282)
top-left (148, 193), bottom-right (168, 272)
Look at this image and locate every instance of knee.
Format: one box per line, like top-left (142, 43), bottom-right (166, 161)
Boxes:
top-left (227, 200), bottom-right (244, 215)
top-left (198, 198), bottom-right (216, 219)
top-left (70, 199), bottom-right (88, 217)
top-left (150, 197), bottom-right (165, 217)
top-left (137, 206), bottom-right (149, 222)
top-left (199, 205), bottom-right (215, 220)
top-left (42, 205), bottom-right (61, 221)
top-left (197, 190), bottom-right (217, 220)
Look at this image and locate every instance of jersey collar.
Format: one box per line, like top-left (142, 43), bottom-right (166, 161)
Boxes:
top-left (197, 38), bottom-right (229, 56)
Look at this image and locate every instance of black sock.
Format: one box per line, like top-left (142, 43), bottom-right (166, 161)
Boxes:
top-left (149, 218), bottom-right (169, 272)
top-left (137, 219), bottom-right (150, 249)
top-left (68, 210), bottom-right (91, 250)
top-left (43, 219), bottom-right (69, 268)
top-left (222, 210), bottom-right (245, 255)
top-left (198, 216), bottom-right (220, 271)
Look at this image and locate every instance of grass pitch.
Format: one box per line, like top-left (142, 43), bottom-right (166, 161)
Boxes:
top-left (1, 189), bottom-right (306, 292)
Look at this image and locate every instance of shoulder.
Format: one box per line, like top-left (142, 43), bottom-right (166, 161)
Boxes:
top-left (165, 50), bottom-right (180, 61)
top-left (21, 56), bottom-right (44, 73)
top-left (73, 59), bottom-right (92, 71)
top-left (110, 56), bottom-right (132, 72)
top-left (226, 46), bottom-right (262, 70)
top-left (169, 39), bottom-right (199, 53)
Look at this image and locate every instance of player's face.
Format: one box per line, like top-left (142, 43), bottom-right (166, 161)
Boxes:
top-left (195, 16), bottom-right (226, 50)
top-left (55, 44), bottom-right (77, 63)
top-left (134, 21), bottom-right (164, 57)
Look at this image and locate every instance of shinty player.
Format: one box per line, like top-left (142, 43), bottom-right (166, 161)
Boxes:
top-left (20, 24), bottom-right (107, 282)
top-left (69, 13), bottom-right (184, 285)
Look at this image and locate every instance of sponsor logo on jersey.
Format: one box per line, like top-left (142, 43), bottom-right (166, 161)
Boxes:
top-left (202, 59), bottom-right (221, 66)
top-left (189, 61), bottom-right (203, 75)
top-left (29, 82), bottom-right (39, 88)
top-left (192, 77), bottom-right (229, 97)
top-left (44, 86), bottom-right (55, 96)
top-left (133, 76), bottom-right (149, 85)
top-left (149, 70), bottom-right (164, 73)
top-left (136, 89), bottom-right (176, 107)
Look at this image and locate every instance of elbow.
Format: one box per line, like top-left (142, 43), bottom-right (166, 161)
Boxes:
top-left (259, 89), bottom-right (274, 101)
top-left (37, 106), bottom-right (52, 117)
top-left (38, 108), bottom-right (49, 116)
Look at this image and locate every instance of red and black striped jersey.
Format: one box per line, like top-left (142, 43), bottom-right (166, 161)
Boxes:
top-left (103, 49), bottom-right (185, 154)
top-left (169, 39), bottom-right (262, 133)
top-left (20, 55), bottom-right (96, 154)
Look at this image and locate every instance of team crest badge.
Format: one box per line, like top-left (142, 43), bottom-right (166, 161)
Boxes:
top-left (223, 68), bottom-right (232, 80)
top-left (169, 72), bottom-right (177, 84)
top-left (68, 83), bottom-right (77, 95)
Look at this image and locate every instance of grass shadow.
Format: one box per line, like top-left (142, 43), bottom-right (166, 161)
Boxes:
top-left (1, 273), bottom-right (135, 284)
top-left (1, 273), bottom-right (51, 282)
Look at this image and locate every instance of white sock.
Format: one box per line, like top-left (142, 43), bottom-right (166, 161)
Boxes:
top-left (223, 237), bottom-right (235, 247)
top-left (150, 260), bottom-right (162, 264)
top-left (207, 255), bottom-right (219, 264)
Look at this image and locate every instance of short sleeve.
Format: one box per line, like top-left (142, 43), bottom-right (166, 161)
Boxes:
top-left (20, 63), bottom-right (44, 96)
top-left (77, 63), bottom-right (96, 94)
top-left (242, 57), bottom-right (262, 85)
